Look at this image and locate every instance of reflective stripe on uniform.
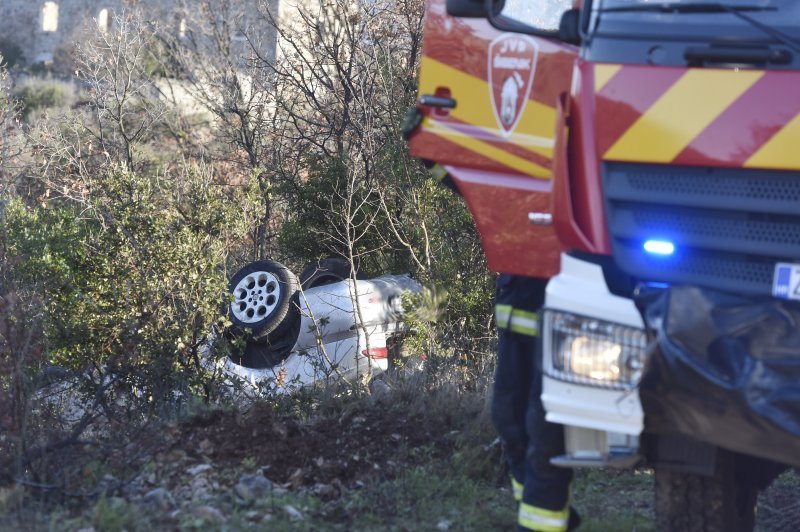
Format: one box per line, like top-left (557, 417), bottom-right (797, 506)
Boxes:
top-left (518, 502), bottom-right (569, 532)
top-left (496, 306), bottom-right (539, 336)
top-left (511, 476), bottom-right (523, 502)
top-left (495, 304), bottom-right (512, 329)
top-left (429, 163), bottom-right (448, 182)
top-left (509, 309), bottom-right (539, 337)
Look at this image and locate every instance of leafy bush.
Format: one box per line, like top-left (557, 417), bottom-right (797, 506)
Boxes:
top-left (13, 77), bottom-right (77, 118)
top-left (5, 164), bottom-right (248, 407)
top-left (279, 150), bottom-right (495, 385)
top-left (0, 220), bottom-right (47, 486)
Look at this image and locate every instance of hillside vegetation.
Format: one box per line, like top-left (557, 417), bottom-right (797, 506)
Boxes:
top-left (1, 2), bottom-right (798, 531)
top-left (0, 0), bottom-right (494, 522)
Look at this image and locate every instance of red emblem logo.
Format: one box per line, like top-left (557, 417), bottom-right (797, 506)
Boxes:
top-left (488, 35), bottom-right (539, 137)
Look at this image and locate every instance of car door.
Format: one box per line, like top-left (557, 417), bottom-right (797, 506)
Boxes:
top-left (408, 0), bottom-right (577, 277)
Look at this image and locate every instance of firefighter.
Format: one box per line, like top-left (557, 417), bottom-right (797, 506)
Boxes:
top-left (492, 274), bottom-right (578, 531)
top-left (422, 118), bottom-right (579, 532)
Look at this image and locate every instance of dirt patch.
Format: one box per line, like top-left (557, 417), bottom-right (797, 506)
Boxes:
top-left (170, 400), bottom-right (458, 489)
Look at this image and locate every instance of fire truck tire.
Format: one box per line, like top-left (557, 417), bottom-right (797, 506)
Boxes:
top-left (228, 260), bottom-right (300, 344)
top-left (655, 452), bottom-right (757, 532)
top-left (299, 257), bottom-right (363, 289)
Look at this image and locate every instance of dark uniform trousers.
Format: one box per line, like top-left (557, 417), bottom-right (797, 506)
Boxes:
top-left (491, 274), bottom-right (574, 531)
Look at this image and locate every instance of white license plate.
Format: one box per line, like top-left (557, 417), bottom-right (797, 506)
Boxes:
top-left (772, 263), bottom-right (800, 301)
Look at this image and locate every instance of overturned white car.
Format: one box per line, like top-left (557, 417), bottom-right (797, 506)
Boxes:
top-left (218, 258), bottom-right (421, 389)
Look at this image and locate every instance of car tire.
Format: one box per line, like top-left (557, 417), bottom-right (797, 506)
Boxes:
top-left (654, 450), bottom-right (757, 532)
top-left (228, 260), bottom-right (300, 344)
top-left (37, 365), bottom-right (71, 388)
top-left (221, 316), bottom-right (300, 369)
top-left (228, 335), bottom-right (296, 369)
top-left (299, 257), bottom-right (363, 290)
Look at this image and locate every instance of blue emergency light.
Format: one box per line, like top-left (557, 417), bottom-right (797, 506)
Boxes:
top-left (643, 239), bottom-right (675, 256)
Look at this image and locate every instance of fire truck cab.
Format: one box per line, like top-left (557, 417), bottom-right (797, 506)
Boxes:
top-left (408, 0), bottom-right (800, 528)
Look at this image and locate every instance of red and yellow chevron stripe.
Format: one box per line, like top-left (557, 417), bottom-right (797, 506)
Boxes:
top-left (409, 0), bottom-right (577, 182)
top-left (596, 64), bottom-right (800, 170)
top-left (414, 55), bottom-right (557, 178)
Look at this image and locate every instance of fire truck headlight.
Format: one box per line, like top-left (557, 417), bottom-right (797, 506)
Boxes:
top-left (543, 311), bottom-right (647, 389)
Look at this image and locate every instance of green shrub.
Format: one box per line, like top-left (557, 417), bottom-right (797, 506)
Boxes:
top-left (4, 164), bottom-right (249, 408)
top-left (276, 146), bottom-right (495, 391)
top-left (91, 496), bottom-right (139, 532)
top-left (13, 77), bottom-right (76, 118)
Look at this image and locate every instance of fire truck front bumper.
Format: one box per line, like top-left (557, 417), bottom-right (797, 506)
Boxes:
top-left (541, 253), bottom-right (646, 467)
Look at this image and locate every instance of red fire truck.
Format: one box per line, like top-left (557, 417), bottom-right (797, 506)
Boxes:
top-left (408, 0), bottom-right (800, 529)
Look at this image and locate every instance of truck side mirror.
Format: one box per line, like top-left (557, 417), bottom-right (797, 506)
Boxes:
top-left (446, 0), bottom-right (490, 18)
top-left (448, 0), bottom-right (505, 18)
top-left (482, 0), bottom-right (582, 46)
top-left (558, 9), bottom-right (581, 45)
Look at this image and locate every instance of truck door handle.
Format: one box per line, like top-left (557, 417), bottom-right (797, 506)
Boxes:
top-left (419, 95), bottom-right (457, 109)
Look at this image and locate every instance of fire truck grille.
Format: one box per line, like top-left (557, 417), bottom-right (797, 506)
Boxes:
top-left (602, 162), bottom-right (800, 295)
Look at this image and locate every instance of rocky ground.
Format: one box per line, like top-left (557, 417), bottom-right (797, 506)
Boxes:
top-left (131, 399), bottom-right (465, 529)
top-left (2, 382), bottom-right (513, 530)
top-left (1, 382), bottom-right (799, 531)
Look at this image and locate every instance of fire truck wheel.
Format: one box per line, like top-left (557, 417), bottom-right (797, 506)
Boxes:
top-left (228, 260), bottom-right (300, 344)
top-left (654, 451), bottom-right (756, 532)
top-left (299, 257), bottom-right (362, 290)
